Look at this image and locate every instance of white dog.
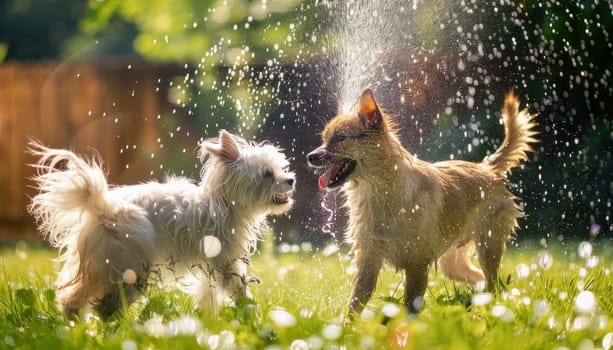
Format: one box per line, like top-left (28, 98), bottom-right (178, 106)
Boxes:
top-left (28, 130), bottom-right (295, 318)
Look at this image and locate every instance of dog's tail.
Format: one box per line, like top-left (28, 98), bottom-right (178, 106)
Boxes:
top-left (438, 241), bottom-right (485, 284)
top-left (483, 91), bottom-right (538, 175)
top-left (27, 142), bottom-right (112, 248)
top-left (28, 142), bottom-right (154, 314)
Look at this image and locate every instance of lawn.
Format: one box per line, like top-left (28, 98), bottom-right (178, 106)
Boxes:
top-left (1, 237), bottom-right (612, 349)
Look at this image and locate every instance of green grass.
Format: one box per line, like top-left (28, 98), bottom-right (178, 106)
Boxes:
top-left (1, 239), bottom-right (612, 349)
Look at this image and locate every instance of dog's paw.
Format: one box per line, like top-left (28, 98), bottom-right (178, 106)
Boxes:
top-left (243, 274), bottom-right (261, 285)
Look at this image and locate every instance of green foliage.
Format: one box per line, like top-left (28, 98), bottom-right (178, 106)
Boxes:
top-left (0, 0), bottom-right (87, 61)
top-left (74, 0), bottom-right (302, 63)
top-left (0, 43), bottom-right (7, 63)
top-left (1, 240), bottom-right (612, 349)
top-left (60, 0), bottom-right (307, 139)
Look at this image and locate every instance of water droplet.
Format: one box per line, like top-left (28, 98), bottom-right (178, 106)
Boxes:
top-left (321, 324), bottom-right (342, 340)
top-left (603, 332), bottom-right (613, 350)
top-left (571, 316), bottom-right (592, 331)
top-left (381, 303), bottom-right (400, 318)
top-left (538, 251), bottom-right (553, 269)
top-left (475, 279), bottom-right (486, 292)
top-left (590, 223), bottom-right (601, 236)
top-left (586, 255), bottom-right (600, 268)
top-left (121, 340), bottom-right (138, 350)
top-left (290, 339), bottom-right (309, 350)
top-left (269, 308), bottom-right (297, 328)
top-left (559, 291), bottom-right (568, 301)
top-left (471, 292), bottom-right (492, 306)
top-left (122, 269), bottom-right (137, 284)
top-left (171, 316), bottom-right (202, 335)
top-left (4, 336), bottom-right (15, 347)
top-left (200, 235), bottom-right (222, 258)
top-left (515, 263), bottom-right (530, 278)
top-left (574, 290), bottom-right (596, 314)
top-left (300, 308), bottom-right (313, 318)
top-left (360, 308), bottom-right (376, 320)
top-left (533, 300), bottom-right (549, 316)
top-left (412, 296), bottom-right (424, 311)
top-left (360, 336), bottom-right (376, 349)
top-left (208, 330), bottom-right (235, 350)
top-left (578, 241), bottom-right (593, 258)
top-left (491, 305), bottom-right (515, 322)
top-left (307, 336), bottom-right (324, 349)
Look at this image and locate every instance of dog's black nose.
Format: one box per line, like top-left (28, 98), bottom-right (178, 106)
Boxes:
top-left (307, 148), bottom-right (328, 167)
top-left (307, 152), bottom-right (317, 164)
top-left (286, 178), bottom-right (294, 186)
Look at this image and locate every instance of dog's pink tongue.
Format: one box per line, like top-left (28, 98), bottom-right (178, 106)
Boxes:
top-left (319, 163), bottom-right (341, 189)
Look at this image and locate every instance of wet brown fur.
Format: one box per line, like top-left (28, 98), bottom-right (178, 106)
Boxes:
top-left (308, 90), bottom-right (538, 316)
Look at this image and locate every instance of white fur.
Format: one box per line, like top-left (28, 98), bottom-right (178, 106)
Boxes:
top-left (28, 130), bottom-right (295, 318)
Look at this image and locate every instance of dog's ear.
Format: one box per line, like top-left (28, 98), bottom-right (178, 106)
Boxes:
top-left (204, 130), bottom-right (240, 163)
top-left (358, 89), bottom-right (383, 129)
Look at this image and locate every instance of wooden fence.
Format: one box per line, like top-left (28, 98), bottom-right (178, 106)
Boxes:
top-left (0, 60), bottom-right (190, 237)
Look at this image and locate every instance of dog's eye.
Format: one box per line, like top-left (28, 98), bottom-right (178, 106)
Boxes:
top-left (263, 169), bottom-right (273, 178)
top-left (330, 133), bottom-right (346, 144)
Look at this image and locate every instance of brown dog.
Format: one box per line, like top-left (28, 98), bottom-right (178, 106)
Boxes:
top-left (307, 89), bottom-right (537, 315)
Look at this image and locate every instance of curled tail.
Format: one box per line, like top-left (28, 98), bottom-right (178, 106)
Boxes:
top-left (28, 141), bottom-right (111, 248)
top-left (28, 143), bottom-right (154, 315)
top-left (484, 91), bottom-right (538, 175)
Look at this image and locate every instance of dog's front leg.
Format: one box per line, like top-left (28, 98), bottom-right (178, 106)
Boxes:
top-left (222, 258), bottom-right (258, 301)
top-left (403, 260), bottom-right (430, 313)
top-left (347, 250), bottom-right (383, 318)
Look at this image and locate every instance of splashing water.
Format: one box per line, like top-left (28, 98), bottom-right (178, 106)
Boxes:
top-left (324, 1), bottom-right (420, 109)
top-left (310, 0), bottom-right (445, 110)
top-left (126, 0), bottom-right (613, 246)
top-left (319, 191), bottom-right (338, 240)
top-left (293, 0), bottom-right (613, 244)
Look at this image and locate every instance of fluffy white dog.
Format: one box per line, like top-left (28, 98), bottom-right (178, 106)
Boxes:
top-left (28, 130), bottom-right (295, 318)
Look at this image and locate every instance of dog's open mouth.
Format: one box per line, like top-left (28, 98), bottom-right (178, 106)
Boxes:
top-left (273, 192), bottom-right (292, 205)
top-left (319, 158), bottom-right (356, 189)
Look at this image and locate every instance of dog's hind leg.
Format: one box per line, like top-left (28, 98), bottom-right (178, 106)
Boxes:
top-left (193, 276), bottom-right (220, 313)
top-left (55, 284), bottom-right (90, 319)
top-left (93, 282), bottom-right (143, 319)
top-left (54, 247), bottom-right (99, 318)
top-left (438, 241), bottom-right (485, 284)
top-left (476, 239), bottom-right (505, 291)
top-left (476, 201), bottom-right (518, 290)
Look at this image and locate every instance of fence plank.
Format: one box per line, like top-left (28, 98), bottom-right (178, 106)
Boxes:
top-left (0, 61), bottom-right (188, 237)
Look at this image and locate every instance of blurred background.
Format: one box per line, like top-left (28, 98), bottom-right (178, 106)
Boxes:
top-left (0, 0), bottom-right (611, 246)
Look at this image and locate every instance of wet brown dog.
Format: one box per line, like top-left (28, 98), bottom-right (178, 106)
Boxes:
top-left (307, 89), bottom-right (537, 316)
